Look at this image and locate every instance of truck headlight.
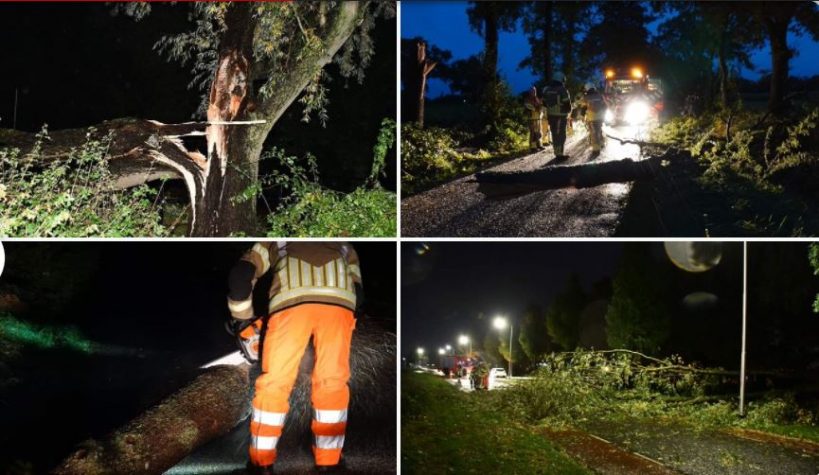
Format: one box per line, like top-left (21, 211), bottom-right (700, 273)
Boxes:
top-left (625, 100), bottom-right (650, 125)
top-left (604, 109), bottom-right (614, 124)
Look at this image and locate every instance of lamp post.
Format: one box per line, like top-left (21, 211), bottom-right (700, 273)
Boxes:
top-left (458, 334), bottom-right (471, 355)
top-left (416, 347), bottom-right (425, 366)
top-left (493, 316), bottom-right (513, 377)
top-left (438, 348), bottom-right (445, 355)
top-left (445, 344), bottom-right (452, 352)
top-left (740, 242), bottom-right (748, 416)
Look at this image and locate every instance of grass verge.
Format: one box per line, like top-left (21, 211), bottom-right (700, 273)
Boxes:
top-left (401, 371), bottom-right (591, 475)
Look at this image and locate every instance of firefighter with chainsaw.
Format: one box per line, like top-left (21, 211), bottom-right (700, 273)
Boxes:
top-left (227, 242), bottom-right (363, 474)
top-left (524, 86), bottom-right (544, 151)
top-left (580, 82), bottom-right (607, 157)
top-left (542, 73), bottom-right (573, 160)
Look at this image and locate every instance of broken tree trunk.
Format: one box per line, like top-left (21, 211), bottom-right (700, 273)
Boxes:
top-left (53, 364), bottom-right (251, 475)
top-left (474, 149), bottom-right (692, 198)
top-left (0, 2), bottom-right (370, 237)
top-left (406, 40), bottom-right (437, 127)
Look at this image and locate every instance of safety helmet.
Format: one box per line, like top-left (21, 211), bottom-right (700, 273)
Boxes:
top-left (551, 72), bottom-right (565, 83)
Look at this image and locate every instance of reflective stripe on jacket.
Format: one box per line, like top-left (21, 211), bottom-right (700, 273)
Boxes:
top-left (543, 84), bottom-right (572, 117)
top-left (228, 242), bottom-right (361, 318)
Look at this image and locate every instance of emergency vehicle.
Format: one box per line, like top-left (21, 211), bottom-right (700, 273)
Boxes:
top-left (602, 66), bottom-right (664, 126)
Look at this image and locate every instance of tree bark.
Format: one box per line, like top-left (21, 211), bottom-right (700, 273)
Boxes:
top-left (765, 14), bottom-right (792, 114)
top-left (718, 20), bottom-right (730, 108)
top-left (52, 321), bottom-right (395, 475)
top-left (0, 2), bottom-right (369, 237)
top-left (53, 365), bottom-right (251, 475)
top-left (406, 40), bottom-right (437, 127)
top-left (539, 1), bottom-right (554, 82)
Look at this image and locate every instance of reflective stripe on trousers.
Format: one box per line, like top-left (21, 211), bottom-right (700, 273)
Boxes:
top-left (249, 303), bottom-right (355, 467)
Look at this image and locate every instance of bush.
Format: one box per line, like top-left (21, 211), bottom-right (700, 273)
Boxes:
top-left (0, 127), bottom-right (169, 237)
top-left (253, 119), bottom-right (396, 237)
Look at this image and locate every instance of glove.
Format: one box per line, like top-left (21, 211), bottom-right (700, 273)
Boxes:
top-left (227, 318), bottom-right (262, 363)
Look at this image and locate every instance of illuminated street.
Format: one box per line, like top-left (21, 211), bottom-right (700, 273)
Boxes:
top-left (401, 125), bottom-right (648, 237)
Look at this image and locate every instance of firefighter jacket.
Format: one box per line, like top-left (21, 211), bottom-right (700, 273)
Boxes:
top-left (228, 242), bottom-right (362, 319)
top-left (524, 94), bottom-right (543, 120)
top-left (581, 91), bottom-right (607, 122)
top-left (542, 82), bottom-right (572, 117)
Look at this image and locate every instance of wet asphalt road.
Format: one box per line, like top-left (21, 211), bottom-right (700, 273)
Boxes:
top-left (585, 419), bottom-right (819, 475)
top-left (166, 422), bottom-right (396, 475)
top-left (401, 126), bottom-right (645, 237)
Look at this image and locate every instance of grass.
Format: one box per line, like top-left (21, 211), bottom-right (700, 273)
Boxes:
top-left (745, 423), bottom-right (819, 444)
top-left (401, 371), bottom-right (591, 475)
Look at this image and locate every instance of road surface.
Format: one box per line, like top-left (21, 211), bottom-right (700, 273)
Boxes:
top-left (585, 419), bottom-right (819, 475)
top-left (401, 125), bottom-right (646, 237)
top-left (166, 422), bottom-right (396, 475)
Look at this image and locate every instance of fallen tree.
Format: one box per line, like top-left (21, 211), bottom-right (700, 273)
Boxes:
top-left (52, 321), bottom-right (395, 475)
top-left (53, 365), bottom-right (251, 475)
top-left (0, 2), bottom-right (394, 236)
top-left (474, 148), bottom-right (693, 198)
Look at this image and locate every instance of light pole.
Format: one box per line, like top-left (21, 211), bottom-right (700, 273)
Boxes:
top-left (445, 344), bottom-right (452, 352)
top-left (458, 334), bottom-right (471, 355)
top-left (416, 347), bottom-right (425, 366)
top-left (493, 316), bottom-right (513, 377)
top-left (739, 242), bottom-right (748, 416)
top-left (438, 348), bottom-right (445, 355)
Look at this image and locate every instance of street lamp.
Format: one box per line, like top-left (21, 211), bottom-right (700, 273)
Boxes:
top-left (458, 334), bottom-right (472, 355)
top-left (493, 316), bottom-right (513, 377)
top-left (438, 348), bottom-right (445, 355)
top-left (445, 344), bottom-right (452, 352)
top-left (416, 347), bottom-right (425, 355)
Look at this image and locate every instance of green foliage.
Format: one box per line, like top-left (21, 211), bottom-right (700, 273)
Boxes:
top-left (402, 371), bottom-right (591, 475)
top-left (487, 349), bottom-right (817, 441)
top-left (810, 243), bottom-right (819, 313)
top-left (368, 118), bottom-right (395, 188)
top-left (606, 246), bottom-right (670, 354)
top-left (0, 313), bottom-right (93, 354)
top-left (401, 121), bottom-right (527, 195)
top-left (266, 187), bottom-right (395, 237)
top-left (546, 275), bottom-right (586, 350)
top-left (0, 128), bottom-right (169, 237)
top-left (250, 142), bottom-right (395, 237)
top-left (151, 2), bottom-right (392, 119)
top-left (652, 107), bottom-right (819, 235)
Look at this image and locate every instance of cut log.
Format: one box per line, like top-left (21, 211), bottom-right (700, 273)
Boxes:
top-left (52, 321), bottom-right (395, 475)
top-left (474, 149), bottom-right (692, 198)
top-left (52, 364), bottom-right (251, 475)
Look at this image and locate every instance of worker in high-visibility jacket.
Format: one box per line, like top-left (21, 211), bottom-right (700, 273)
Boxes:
top-left (542, 72), bottom-right (573, 160)
top-left (580, 82), bottom-right (608, 156)
top-left (227, 242), bottom-right (362, 474)
top-left (523, 86), bottom-right (544, 151)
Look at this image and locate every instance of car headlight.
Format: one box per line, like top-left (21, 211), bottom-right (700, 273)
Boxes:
top-left (625, 100), bottom-right (650, 125)
top-left (604, 109), bottom-right (614, 123)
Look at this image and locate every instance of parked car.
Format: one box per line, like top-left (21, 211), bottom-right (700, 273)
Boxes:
top-left (490, 367), bottom-right (507, 379)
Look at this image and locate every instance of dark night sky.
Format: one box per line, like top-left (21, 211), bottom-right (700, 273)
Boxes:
top-left (402, 242), bottom-right (819, 371)
top-left (2, 241), bottom-right (395, 355)
top-left (402, 1), bottom-right (819, 97)
top-left (402, 241), bottom-right (624, 354)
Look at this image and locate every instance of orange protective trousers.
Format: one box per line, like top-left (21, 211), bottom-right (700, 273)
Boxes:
top-left (249, 303), bottom-right (355, 467)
